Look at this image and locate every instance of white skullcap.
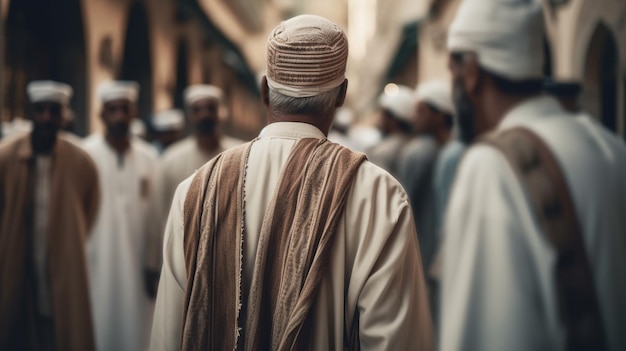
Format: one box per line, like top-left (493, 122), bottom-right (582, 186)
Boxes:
top-left (415, 80), bottom-right (455, 117)
top-left (27, 80), bottom-right (73, 105)
top-left (183, 84), bottom-right (223, 106)
top-left (448, 0), bottom-right (545, 81)
top-left (266, 15), bottom-right (349, 98)
top-left (97, 80), bottom-right (139, 103)
top-left (379, 85), bottom-right (415, 123)
top-left (130, 118), bottom-right (147, 138)
top-left (152, 109), bottom-right (185, 132)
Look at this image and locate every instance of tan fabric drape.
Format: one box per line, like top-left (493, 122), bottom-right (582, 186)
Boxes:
top-left (182, 138), bottom-right (366, 351)
top-left (0, 134), bottom-right (99, 351)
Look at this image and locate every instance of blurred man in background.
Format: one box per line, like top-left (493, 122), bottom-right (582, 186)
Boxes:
top-left (151, 109), bottom-right (185, 154)
top-left (440, 1), bottom-right (626, 350)
top-left (367, 85), bottom-right (414, 176)
top-left (0, 80), bottom-right (99, 351)
top-left (149, 85), bottom-right (243, 273)
top-left (151, 15), bottom-right (433, 351)
top-left (396, 80), bottom-right (455, 321)
top-left (83, 81), bottom-right (161, 351)
top-left (158, 85), bottom-right (243, 210)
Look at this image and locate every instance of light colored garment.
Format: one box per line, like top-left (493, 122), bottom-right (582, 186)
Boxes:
top-left (147, 135), bottom-right (243, 271)
top-left (159, 135), bottom-right (243, 211)
top-left (83, 134), bottom-right (160, 351)
top-left (433, 139), bottom-right (465, 234)
top-left (151, 122), bottom-right (434, 351)
top-left (440, 96), bottom-right (626, 351)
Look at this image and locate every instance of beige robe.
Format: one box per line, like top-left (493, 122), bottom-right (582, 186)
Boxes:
top-left (440, 96), bottom-right (626, 351)
top-left (151, 122), bottom-right (433, 351)
top-left (0, 134), bottom-right (100, 351)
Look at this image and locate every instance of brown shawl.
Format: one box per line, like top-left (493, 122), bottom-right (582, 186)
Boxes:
top-left (182, 138), bottom-right (366, 350)
top-left (0, 134), bottom-right (99, 351)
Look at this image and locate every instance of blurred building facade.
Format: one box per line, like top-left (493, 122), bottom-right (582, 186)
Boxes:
top-left (2, 0), bottom-right (625, 139)
top-left (414, 0), bottom-right (626, 138)
top-left (1, 0), bottom-right (265, 139)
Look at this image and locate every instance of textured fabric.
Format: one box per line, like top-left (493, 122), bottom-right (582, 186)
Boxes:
top-left (440, 96), bottom-right (626, 351)
top-left (266, 15), bottom-right (348, 98)
top-left (0, 134), bottom-right (100, 351)
top-left (482, 127), bottom-right (607, 351)
top-left (147, 136), bottom-right (244, 272)
top-left (151, 122), bottom-right (434, 351)
top-left (181, 139), bottom-right (366, 350)
top-left (447, 0), bottom-right (544, 80)
top-left (83, 134), bottom-right (160, 351)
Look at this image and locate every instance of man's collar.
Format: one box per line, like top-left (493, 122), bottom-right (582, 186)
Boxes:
top-left (259, 122), bottom-right (326, 140)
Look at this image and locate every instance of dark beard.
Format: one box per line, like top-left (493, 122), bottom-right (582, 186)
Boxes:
top-left (31, 122), bottom-right (59, 154)
top-left (453, 80), bottom-right (476, 144)
top-left (195, 119), bottom-right (217, 135)
top-left (108, 122), bottom-right (130, 139)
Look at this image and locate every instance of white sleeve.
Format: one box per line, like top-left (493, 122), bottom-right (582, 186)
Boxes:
top-left (345, 163), bottom-right (434, 350)
top-left (440, 145), bottom-right (561, 351)
top-left (150, 179), bottom-right (191, 351)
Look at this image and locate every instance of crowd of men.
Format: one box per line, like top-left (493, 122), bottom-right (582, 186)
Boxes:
top-left (1, 0), bottom-right (625, 350)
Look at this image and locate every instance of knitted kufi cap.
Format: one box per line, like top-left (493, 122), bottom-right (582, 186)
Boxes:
top-left (266, 15), bottom-right (348, 98)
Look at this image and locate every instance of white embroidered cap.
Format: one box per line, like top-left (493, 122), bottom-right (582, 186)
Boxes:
top-left (97, 80), bottom-right (140, 103)
top-left (379, 85), bottom-right (415, 123)
top-left (415, 80), bottom-right (456, 117)
top-left (184, 85), bottom-right (223, 106)
top-left (26, 80), bottom-right (73, 105)
top-left (266, 15), bottom-right (349, 98)
top-left (152, 109), bottom-right (185, 132)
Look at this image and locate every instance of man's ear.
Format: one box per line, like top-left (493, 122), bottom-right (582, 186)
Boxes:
top-left (335, 79), bottom-right (348, 107)
top-left (261, 76), bottom-right (270, 107)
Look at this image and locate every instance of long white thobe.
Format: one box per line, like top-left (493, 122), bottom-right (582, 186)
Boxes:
top-left (440, 96), bottom-right (626, 351)
top-left (83, 134), bottom-right (161, 351)
top-left (151, 122), bottom-right (434, 351)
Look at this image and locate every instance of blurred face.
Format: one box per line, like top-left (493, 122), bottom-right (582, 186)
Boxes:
top-left (31, 101), bottom-right (64, 153)
top-left (101, 99), bottom-right (135, 139)
top-left (189, 97), bottom-right (220, 135)
top-left (414, 100), bottom-right (438, 134)
top-left (449, 52), bottom-right (477, 143)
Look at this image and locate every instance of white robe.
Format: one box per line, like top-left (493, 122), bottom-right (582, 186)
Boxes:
top-left (150, 122), bottom-right (434, 351)
top-left (158, 135), bottom-right (244, 213)
top-left (440, 96), bottom-right (626, 351)
top-left (83, 134), bottom-right (160, 351)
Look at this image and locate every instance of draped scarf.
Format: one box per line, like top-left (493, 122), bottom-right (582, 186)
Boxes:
top-left (182, 138), bottom-right (366, 350)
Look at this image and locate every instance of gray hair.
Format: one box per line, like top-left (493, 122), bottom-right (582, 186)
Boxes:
top-left (268, 85), bottom-right (341, 117)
